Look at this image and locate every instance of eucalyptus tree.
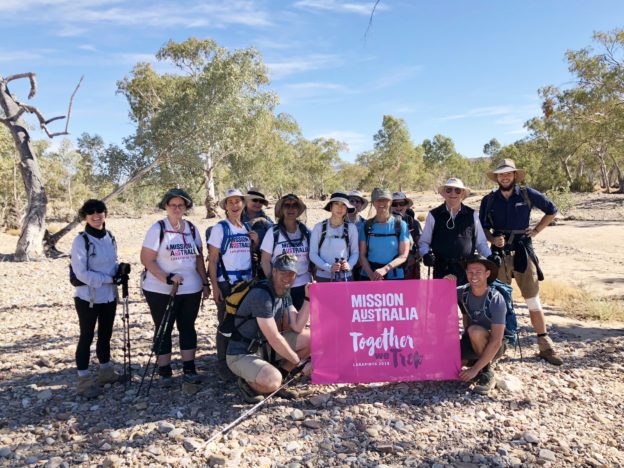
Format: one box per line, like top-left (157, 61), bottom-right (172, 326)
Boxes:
top-left (117, 38), bottom-right (278, 216)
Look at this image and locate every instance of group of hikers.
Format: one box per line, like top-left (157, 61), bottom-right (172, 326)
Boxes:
top-left (70, 158), bottom-right (562, 401)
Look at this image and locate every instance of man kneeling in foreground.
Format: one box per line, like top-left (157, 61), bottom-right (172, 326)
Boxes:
top-left (456, 254), bottom-right (506, 395)
top-left (226, 253), bottom-right (313, 403)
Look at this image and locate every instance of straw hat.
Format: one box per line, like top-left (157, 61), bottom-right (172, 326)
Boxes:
top-left (274, 193), bottom-right (307, 219)
top-left (487, 159), bottom-right (526, 183)
top-left (244, 187), bottom-right (269, 207)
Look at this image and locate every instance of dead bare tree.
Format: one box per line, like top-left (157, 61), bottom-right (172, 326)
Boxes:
top-left (0, 72), bottom-right (82, 261)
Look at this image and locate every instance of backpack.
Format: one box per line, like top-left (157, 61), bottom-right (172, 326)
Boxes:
top-left (363, 215), bottom-right (407, 272)
top-left (213, 220), bottom-right (255, 283)
top-left (69, 230), bottom-right (116, 286)
top-left (459, 279), bottom-right (519, 347)
top-left (218, 280), bottom-right (275, 344)
top-left (484, 186), bottom-right (532, 229)
top-left (272, 221), bottom-right (312, 273)
top-left (318, 219), bottom-right (351, 259)
top-left (140, 220), bottom-right (198, 287)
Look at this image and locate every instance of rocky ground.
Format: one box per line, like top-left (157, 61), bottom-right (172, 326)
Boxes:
top-left (0, 192), bottom-right (623, 467)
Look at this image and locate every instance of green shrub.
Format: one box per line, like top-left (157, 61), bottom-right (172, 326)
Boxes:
top-left (545, 186), bottom-right (575, 215)
top-left (570, 175), bottom-right (595, 193)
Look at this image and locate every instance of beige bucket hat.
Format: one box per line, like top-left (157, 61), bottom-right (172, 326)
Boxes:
top-left (438, 178), bottom-right (470, 199)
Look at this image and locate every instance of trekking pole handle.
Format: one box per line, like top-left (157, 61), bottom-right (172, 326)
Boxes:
top-left (122, 278), bottom-right (129, 298)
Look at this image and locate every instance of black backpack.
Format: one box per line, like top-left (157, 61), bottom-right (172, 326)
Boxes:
top-left (318, 219), bottom-right (351, 258)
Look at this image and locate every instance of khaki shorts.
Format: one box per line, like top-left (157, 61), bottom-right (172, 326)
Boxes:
top-left (226, 330), bottom-right (300, 382)
top-left (498, 252), bottom-right (539, 299)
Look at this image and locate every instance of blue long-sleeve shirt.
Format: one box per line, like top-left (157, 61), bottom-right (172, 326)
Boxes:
top-left (479, 186), bottom-right (557, 231)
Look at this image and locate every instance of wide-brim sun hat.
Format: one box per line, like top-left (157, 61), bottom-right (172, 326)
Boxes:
top-left (159, 188), bottom-right (193, 210)
top-left (244, 187), bottom-right (269, 207)
top-left (274, 193), bottom-right (307, 219)
top-left (438, 178), bottom-right (470, 198)
top-left (371, 188), bottom-right (393, 202)
top-left (323, 191), bottom-right (355, 213)
top-left (391, 191), bottom-right (414, 208)
top-left (460, 254), bottom-right (499, 285)
top-left (487, 158), bottom-right (526, 183)
top-left (218, 188), bottom-right (245, 210)
top-left (348, 190), bottom-right (369, 210)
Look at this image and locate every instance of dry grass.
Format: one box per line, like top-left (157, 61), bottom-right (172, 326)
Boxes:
top-left (4, 228), bottom-right (20, 236)
top-left (530, 278), bottom-right (624, 322)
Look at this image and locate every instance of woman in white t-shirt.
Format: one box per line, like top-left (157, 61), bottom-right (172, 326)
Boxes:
top-left (140, 188), bottom-right (209, 386)
top-left (260, 193), bottom-right (311, 309)
top-left (207, 188), bottom-right (259, 380)
top-left (310, 191), bottom-right (359, 282)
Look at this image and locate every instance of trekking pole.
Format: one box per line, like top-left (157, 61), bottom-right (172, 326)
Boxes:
top-left (340, 257), bottom-right (347, 282)
top-left (333, 257), bottom-right (340, 282)
top-left (136, 282), bottom-right (179, 397)
top-left (119, 277), bottom-right (131, 385)
top-left (202, 358), bottom-right (310, 448)
top-left (427, 266), bottom-right (431, 280)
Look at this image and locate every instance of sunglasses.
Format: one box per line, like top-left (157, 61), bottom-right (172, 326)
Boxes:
top-left (167, 203), bottom-right (186, 209)
top-left (282, 202), bottom-right (299, 209)
top-left (445, 187), bottom-right (462, 194)
top-left (250, 198), bottom-right (264, 203)
top-left (391, 201), bottom-right (407, 207)
top-left (348, 198), bottom-right (362, 204)
top-left (85, 208), bottom-right (105, 215)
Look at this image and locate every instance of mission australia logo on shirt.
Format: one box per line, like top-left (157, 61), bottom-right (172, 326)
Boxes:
top-left (166, 240), bottom-right (199, 261)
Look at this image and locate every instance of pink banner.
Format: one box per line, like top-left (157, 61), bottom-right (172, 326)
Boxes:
top-left (310, 280), bottom-right (460, 384)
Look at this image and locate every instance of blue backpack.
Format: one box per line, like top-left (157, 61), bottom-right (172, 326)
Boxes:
top-left (206, 220), bottom-right (254, 283)
top-left (459, 279), bottom-right (519, 347)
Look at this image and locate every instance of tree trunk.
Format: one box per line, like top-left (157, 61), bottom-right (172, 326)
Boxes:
top-left (608, 152), bottom-right (624, 193)
top-left (576, 159), bottom-right (584, 178)
top-left (596, 150), bottom-right (610, 193)
top-left (0, 78), bottom-right (48, 260)
top-left (203, 153), bottom-right (217, 218)
top-left (559, 155), bottom-right (573, 182)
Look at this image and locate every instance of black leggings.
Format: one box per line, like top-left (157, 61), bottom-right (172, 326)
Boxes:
top-left (75, 298), bottom-right (117, 371)
top-left (144, 290), bottom-right (201, 356)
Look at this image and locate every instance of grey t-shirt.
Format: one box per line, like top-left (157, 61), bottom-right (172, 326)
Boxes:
top-left (227, 284), bottom-right (288, 355)
top-left (457, 287), bottom-right (506, 330)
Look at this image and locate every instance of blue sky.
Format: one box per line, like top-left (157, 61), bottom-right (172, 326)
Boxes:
top-left (2, 0), bottom-right (623, 161)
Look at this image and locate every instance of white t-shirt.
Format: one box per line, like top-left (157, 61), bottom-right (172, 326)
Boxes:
top-left (261, 224), bottom-right (311, 287)
top-left (142, 219), bottom-right (203, 295)
top-left (208, 220), bottom-right (253, 283)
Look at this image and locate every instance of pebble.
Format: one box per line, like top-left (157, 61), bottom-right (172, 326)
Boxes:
top-left (102, 454), bottom-right (120, 467)
top-left (524, 431), bottom-right (540, 444)
top-left (158, 421), bottom-right (175, 433)
top-left (183, 437), bottom-right (202, 452)
top-left (539, 449), bottom-right (557, 461)
top-left (496, 374), bottom-right (523, 392)
top-left (302, 419), bottom-right (322, 429)
top-left (37, 389), bottom-right (53, 401)
top-left (290, 409), bottom-right (305, 421)
top-left (308, 393), bottom-right (331, 407)
top-left (0, 447), bottom-right (11, 457)
top-left (43, 457), bottom-right (64, 468)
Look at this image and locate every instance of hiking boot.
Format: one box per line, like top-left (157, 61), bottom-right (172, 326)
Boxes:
top-left (218, 362), bottom-right (236, 382)
top-left (538, 348), bottom-right (564, 366)
top-left (276, 387), bottom-right (298, 400)
top-left (159, 375), bottom-right (174, 388)
top-left (97, 366), bottom-right (120, 385)
top-left (473, 369), bottom-right (496, 395)
top-left (77, 376), bottom-right (102, 399)
top-left (238, 377), bottom-right (264, 404)
top-left (537, 335), bottom-right (563, 366)
top-left (183, 370), bottom-right (202, 385)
